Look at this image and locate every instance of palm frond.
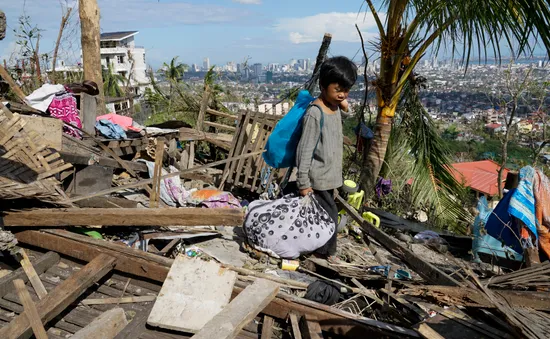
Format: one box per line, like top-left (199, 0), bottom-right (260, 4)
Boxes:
top-left (383, 80), bottom-right (473, 232)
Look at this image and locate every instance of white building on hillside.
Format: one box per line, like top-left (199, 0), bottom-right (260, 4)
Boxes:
top-left (100, 31), bottom-right (149, 96)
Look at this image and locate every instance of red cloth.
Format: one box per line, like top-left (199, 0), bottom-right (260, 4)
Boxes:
top-left (48, 93), bottom-right (82, 139)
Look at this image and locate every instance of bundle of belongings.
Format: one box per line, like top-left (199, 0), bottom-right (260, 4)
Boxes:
top-left (25, 82), bottom-right (101, 139)
top-left (477, 166), bottom-right (550, 262)
top-left (243, 194), bottom-right (335, 259)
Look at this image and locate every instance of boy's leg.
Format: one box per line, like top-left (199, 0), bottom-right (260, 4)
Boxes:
top-left (313, 189), bottom-right (338, 256)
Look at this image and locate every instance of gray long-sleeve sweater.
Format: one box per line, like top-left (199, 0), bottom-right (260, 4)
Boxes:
top-left (296, 104), bottom-right (343, 191)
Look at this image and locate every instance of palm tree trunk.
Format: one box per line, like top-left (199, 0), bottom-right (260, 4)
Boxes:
top-left (79, 0), bottom-right (105, 114)
top-left (361, 105), bottom-right (394, 193)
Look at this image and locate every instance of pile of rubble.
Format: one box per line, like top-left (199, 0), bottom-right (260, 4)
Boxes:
top-left (1, 69), bottom-right (550, 339)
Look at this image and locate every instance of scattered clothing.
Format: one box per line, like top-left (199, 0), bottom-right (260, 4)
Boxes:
top-left (140, 161), bottom-right (189, 207)
top-left (96, 113), bottom-right (137, 131)
top-left (304, 280), bottom-right (342, 306)
top-left (25, 84), bottom-right (65, 112)
top-left (48, 93), bottom-right (82, 139)
top-left (95, 119), bottom-right (127, 139)
top-left (483, 190), bottom-right (523, 254)
top-left (243, 194), bottom-right (336, 259)
top-left (509, 167), bottom-right (538, 240)
top-left (188, 189), bottom-right (241, 209)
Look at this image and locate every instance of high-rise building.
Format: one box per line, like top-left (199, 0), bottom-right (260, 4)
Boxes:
top-left (203, 57), bottom-right (210, 71)
top-left (252, 63), bottom-right (263, 76)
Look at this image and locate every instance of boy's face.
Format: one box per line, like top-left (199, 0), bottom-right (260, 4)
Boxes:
top-left (323, 83), bottom-right (350, 106)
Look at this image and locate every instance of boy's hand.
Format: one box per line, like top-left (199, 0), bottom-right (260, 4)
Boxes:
top-left (299, 187), bottom-right (313, 196)
top-left (339, 99), bottom-right (349, 112)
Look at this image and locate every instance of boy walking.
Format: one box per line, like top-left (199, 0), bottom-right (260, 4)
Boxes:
top-left (296, 56), bottom-right (357, 258)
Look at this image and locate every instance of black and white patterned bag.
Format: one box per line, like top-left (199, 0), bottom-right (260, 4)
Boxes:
top-left (243, 194), bottom-right (335, 259)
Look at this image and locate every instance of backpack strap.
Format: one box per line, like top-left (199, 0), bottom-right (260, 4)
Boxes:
top-left (309, 103), bottom-right (325, 161)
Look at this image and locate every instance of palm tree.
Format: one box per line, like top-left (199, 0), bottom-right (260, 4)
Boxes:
top-left (102, 63), bottom-right (125, 98)
top-left (360, 0), bottom-right (550, 193)
top-left (162, 56), bottom-right (188, 106)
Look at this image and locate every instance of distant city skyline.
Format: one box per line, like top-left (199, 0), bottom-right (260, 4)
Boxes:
top-left (2, 1), bottom-right (545, 70)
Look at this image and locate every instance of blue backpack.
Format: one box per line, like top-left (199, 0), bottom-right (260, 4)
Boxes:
top-left (263, 90), bottom-right (323, 169)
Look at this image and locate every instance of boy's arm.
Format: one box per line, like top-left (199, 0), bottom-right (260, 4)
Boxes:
top-left (296, 108), bottom-right (321, 191)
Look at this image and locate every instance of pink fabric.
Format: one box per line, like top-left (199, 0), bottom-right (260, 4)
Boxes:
top-left (48, 93), bottom-right (82, 139)
top-left (96, 113), bottom-right (134, 131)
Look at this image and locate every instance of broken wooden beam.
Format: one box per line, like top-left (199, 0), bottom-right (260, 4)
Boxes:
top-left (192, 279), bottom-right (279, 339)
top-left (72, 307), bottom-right (128, 339)
top-left (337, 195), bottom-right (462, 286)
top-left (206, 108), bottom-right (238, 120)
top-left (13, 279), bottom-right (48, 339)
top-left (80, 295), bottom-right (156, 305)
top-left (2, 207), bottom-right (244, 227)
top-left (15, 230), bottom-right (420, 338)
top-left (18, 249), bottom-right (48, 300)
top-left (0, 253), bottom-right (116, 339)
top-left (59, 151), bottom-right (148, 172)
top-left (0, 251), bottom-right (60, 298)
top-left (66, 149), bottom-right (265, 203)
top-left (401, 285), bottom-right (550, 311)
top-left (15, 229), bottom-right (172, 282)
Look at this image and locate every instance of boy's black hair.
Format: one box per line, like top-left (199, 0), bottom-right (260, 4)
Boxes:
top-left (319, 56), bottom-right (358, 90)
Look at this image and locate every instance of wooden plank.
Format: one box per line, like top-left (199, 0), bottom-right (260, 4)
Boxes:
top-left (192, 279), bottom-right (279, 339)
top-left (15, 230), bottom-right (418, 338)
top-left (260, 315), bottom-right (274, 339)
top-left (289, 312), bottom-right (303, 339)
top-left (114, 303), bottom-right (153, 339)
top-left (18, 249), bottom-right (48, 300)
top-left (65, 149), bottom-right (265, 203)
top-left (299, 315), bottom-right (323, 339)
top-left (15, 230), bottom-right (172, 282)
top-left (13, 279), bottom-right (48, 339)
top-left (80, 93), bottom-right (98, 135)
top-left (196, 86), bottom-right (210, 132)
top-left (203, 121), bottom-right (236, 132)
top-left (19, 115), bottom-right (63, 150)
top-left (71, 307), bottom-right (128, 339)
top-left (206, 108), bottom-right (238, 120)
top-left (148, 256), bottom-right (237, 333)
top-left (0, 251), bottom-right (59, 298)
top-left (179, 127), bottom-right (206, 142)
top-left (80, 296), bottom-right (156, 305)
top-left (233, 113), bottom-right (259, 187)
top-left (150, 137), bottom-right (164, 208)
top-left (336, 195), bottom-right (462, 286)
top-left (0, 253), bottom-right (116, 339)
top-left (220, 111), bottom-right (250, 189)
top-left (2, 207), bottom-right (244, 227)
top-left (159, 239), bottom-right (180, 255)
top-left (59, 151), bottom-right (148, 172)
top-left (414, 323), bottom-right (444, 339)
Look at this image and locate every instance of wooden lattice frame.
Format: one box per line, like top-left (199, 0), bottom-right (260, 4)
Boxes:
top-left (0, 104), bottom-right (71, 203)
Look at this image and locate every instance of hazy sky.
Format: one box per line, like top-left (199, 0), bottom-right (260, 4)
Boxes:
top-left (1, 0), bottom-right (382, 68)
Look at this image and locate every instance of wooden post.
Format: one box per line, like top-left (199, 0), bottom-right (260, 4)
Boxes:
top-left (79, 0), bottom-right (105, 114)
top-left (150, 137), bottom-right (165, 208)
top-left (188, 86), bottom-right (210, 168)
top-left (305, 33), bottom-right (332, 94)
top-left (80, 93), bottom-right (98, 135)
